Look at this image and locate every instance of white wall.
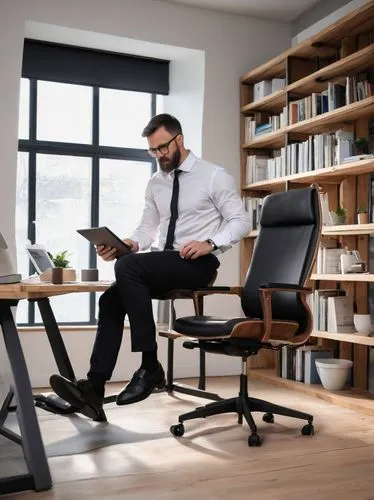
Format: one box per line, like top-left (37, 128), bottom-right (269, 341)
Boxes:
top-left (0, 0), bottom-right (291, 386)
top-left (292, 0), bottom-right (367, 44)
top-left (291, 0), bottom-right (351, 39)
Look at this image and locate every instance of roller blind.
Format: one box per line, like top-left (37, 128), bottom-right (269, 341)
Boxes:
top-left (22, 39), bottom-right (169, 95)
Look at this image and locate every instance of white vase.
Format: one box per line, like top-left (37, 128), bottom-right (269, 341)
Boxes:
top-left (353, 314), bottom-right (372, 336)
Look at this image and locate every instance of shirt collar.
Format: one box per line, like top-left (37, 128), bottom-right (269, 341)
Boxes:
top-left (160, 151), bottom-right (197, 179)
top-left (178, 151), bottom-right (197, 173)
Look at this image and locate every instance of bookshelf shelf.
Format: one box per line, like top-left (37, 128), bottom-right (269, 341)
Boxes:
top-left (322, 223), bottom-right (374, 235)
top-left (312, 330), bottom-right (374, 346)
top-left (241, 89), bottom-right (286, 114)
top-left (242, 96), bottom-right (374, 151)
top-left (249, 368), bottom-right (374, 416)
top-left (287, 43), bottom-right (374, 96)
top-left (288, 96), bottom-right (374, 135)
top-left (311, 273), bottom-right (374, 282)
top-left (246, 223), bottom-right (374, 239)
top-left (242, 129), bottom-right (285, 150)
top-left (242, 159), bottom-right (374, 192)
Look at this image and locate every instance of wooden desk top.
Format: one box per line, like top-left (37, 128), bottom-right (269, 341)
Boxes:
top-left (0, 278), bottom-right (113, 299)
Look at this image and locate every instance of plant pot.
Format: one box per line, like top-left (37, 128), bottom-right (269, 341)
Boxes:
top-left (315, 358), bottom-right (353, 391)
top-left (40, 267), bottom-right (76, 283)
top-left (329, 211), bottom-right (346, 225)
top-left (357, 212), bottom-right (368, 224)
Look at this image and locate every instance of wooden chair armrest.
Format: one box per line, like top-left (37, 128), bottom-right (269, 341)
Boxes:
top-left (259, 283), bottom-right (311, 294)
top-left (192, 286), bottom-right (241, 297)
top-left (192, 287), bottom-right (242, 316)
top-left (259, 284), bottom-right (312, 342)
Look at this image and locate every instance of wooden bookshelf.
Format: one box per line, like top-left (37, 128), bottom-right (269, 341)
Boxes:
top-left (240, 1), bottom-right (374, 402)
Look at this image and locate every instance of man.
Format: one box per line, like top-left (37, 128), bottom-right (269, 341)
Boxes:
top-left (50, 114), bottom-right (251, 420)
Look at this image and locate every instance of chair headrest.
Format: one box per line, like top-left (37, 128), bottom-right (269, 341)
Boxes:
top-left (260, 187), bottom-right (318, 227)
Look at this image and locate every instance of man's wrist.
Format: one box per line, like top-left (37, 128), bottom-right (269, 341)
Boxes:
top-left (206, 239), bottom-right (218, 252)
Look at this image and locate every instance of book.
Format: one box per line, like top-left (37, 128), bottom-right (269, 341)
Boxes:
top-left (342, 154), bottom-right (374, 163)
top-left (327, 295), bottom-right (355, 333)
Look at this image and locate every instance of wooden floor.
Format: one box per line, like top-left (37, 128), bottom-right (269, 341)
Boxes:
top-left (2, 376), bottom-right (374, 500)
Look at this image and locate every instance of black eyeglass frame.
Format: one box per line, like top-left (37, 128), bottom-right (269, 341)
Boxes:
top-left (146, 133), bottom-right (181, 158)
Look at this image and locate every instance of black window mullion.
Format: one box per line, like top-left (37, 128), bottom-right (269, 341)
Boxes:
top-left (90, 87), bottom-right (100, 323)
top-left (150, 94), bottom-right (157, 174)
top-left (28, 79), bottom-right (37, 324)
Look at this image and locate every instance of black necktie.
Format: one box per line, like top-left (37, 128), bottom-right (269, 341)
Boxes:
top-left (164, 169), bottom-right (181, 250)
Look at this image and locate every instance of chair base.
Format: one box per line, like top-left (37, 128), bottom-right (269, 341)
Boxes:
top-left (170, 373), bottom-right (314, 446)
top-left (165, 381), bottom-right (223, 401)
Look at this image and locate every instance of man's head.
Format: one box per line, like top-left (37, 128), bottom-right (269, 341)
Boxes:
top-left (142, 114), bottom-right (187, 172)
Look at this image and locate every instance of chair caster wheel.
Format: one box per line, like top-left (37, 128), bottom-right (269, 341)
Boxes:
top-left (301, 423), bottom-right (314, 436)
top-left (170, 423), bottom-right (185, 437)
top-left (262, 412), bottom-right (274, 424)
top-left (248, 433), bottom-right (262, 447)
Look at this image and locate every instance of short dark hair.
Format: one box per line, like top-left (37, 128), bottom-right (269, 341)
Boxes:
top-left (142, 113), bottom-right (182, 138)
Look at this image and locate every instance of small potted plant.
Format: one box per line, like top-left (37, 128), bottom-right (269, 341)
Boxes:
top-left (46, 250), bottom-right (76, 283)
top-left (330, 206), bottom-right (346, 225)
top-left (357, 206), bottom-right (368, 224)
top-left (354, 137), bottom-right (369, 155)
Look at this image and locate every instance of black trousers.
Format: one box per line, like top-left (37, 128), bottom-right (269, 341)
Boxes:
top-left (88, 250), bottom-right (220, 381)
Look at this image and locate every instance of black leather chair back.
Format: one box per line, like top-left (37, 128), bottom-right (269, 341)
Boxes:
top-left (241, 187), bottom-right (321, 332)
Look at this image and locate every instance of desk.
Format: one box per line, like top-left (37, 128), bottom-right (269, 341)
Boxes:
top-left (0, 279), bottom-right (111, 495)
top-left (0, 279), bottom-right (214, 494)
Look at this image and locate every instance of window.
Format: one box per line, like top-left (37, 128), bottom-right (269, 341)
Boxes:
top-left (16, 41), bottom-right (168, 325)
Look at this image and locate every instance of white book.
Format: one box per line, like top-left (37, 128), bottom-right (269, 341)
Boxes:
top-left (327, 295), bottom-right (355, 333)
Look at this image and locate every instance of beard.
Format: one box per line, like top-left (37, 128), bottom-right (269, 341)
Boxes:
top-left (158, 147), bottom-right (181, 173)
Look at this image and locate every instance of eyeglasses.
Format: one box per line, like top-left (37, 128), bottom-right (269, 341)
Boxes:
top-left (146, 133), bottom-right (180, 158)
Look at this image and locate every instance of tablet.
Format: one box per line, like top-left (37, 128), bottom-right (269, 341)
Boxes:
top-left (26, 244), bottom-right (55, 274)
top-left (77, 226), bottom-right (132, 257)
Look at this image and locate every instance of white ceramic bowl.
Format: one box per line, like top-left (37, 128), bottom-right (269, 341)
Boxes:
top-left (316, 358), bottom-right (353, 391)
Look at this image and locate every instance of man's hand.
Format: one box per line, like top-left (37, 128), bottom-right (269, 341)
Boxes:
top-left (179, 240), bottom-right (213, 260)
top-left (96, 239), bottom-right (139, 261)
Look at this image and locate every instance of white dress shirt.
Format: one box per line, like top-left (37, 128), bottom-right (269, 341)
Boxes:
top-left (130, 151), bottom-right (251, 252)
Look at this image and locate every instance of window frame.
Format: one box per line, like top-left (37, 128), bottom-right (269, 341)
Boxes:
top-left (18, 78), bottom-right (157, 325)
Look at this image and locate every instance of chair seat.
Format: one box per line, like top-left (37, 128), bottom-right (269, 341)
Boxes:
top-left (174, 315), bottom-right (299, 341)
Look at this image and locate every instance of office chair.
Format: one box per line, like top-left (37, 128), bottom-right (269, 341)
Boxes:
top-left (169, 186), bottom-right (321, 446)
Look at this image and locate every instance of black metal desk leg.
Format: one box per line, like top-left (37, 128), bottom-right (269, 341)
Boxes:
top-left (34, 297), bottom-right (76, 381)
top-left (0, 300), bottom-right (52, 493)
top-left (29, 298), bottom-right (80, 416)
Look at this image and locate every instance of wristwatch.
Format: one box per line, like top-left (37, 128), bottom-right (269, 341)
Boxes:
top-left (206, 239), bottom-right (218, 252)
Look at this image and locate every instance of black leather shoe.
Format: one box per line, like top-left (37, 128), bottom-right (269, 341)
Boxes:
top-left (116, 362), bottom-right (166, 406)
top-left (49, 374), bottom-right (106, 421)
